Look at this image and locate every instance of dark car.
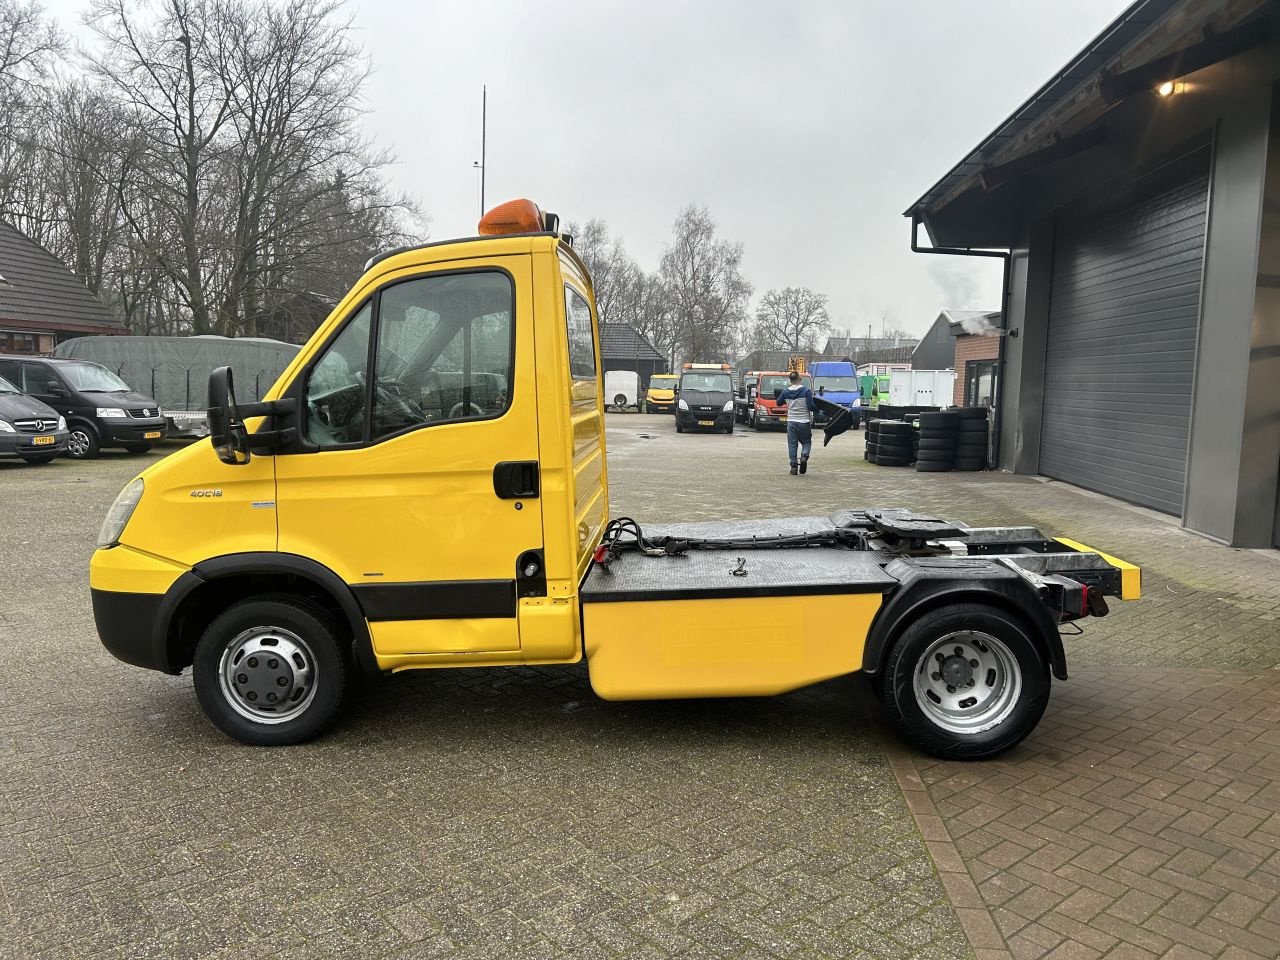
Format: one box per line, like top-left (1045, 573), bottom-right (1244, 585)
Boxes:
top-left (0, 373), bottom-right (69, 464)
top-left (0, 355), bottom-right (167, 459)
top-left (675, 366), bottom-right (735, 434)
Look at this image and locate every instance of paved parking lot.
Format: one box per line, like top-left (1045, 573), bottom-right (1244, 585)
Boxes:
top-left (1, 415), bottom-right (1277, 960)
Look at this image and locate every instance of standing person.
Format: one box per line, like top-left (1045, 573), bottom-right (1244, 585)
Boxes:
top-left (776, 371), bottom-right (814, 475)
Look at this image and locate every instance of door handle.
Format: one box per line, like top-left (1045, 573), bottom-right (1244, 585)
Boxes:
top-left (493, 460), bottom-right (539, 499)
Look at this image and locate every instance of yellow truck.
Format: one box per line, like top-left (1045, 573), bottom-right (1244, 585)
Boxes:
top-left (644, 373), bottom-right (679, 413)
top-left (89, 199), bottom-right (1140, 759)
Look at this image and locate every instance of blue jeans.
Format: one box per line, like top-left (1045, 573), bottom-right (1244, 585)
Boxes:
top-left (787, 421), bottom-right (813, 465)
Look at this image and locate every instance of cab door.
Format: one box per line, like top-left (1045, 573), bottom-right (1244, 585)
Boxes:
top-left (274, 257), bottom-right (543, 665)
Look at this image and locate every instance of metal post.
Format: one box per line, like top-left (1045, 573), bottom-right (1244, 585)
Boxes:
top-left (473, 86), bottom-right (487, 217)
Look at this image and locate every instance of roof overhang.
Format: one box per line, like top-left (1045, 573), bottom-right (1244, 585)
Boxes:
top-left (904, 0), bottom-right (1273, 243)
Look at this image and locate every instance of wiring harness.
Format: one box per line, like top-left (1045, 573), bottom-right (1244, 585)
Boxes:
top-left (591, 517), bottom-right (862, 572)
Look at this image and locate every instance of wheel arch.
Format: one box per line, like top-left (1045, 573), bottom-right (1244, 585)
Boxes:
top-left (153, 553), bottom-right (379, 676)
top-left (865, 572), bottom-right (1066, 681)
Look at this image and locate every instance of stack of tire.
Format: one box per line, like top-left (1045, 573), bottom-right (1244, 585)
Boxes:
top-left (873, 420), bottom-right (914, 467)
top-left (915, 411), bottom-right (960, 472)
top-left (954, 408), bottom-right (990, 471)
top-left (864, 418), bottom-right (880, 462)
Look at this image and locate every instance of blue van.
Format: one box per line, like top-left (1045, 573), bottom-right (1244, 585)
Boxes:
top-left (808, 360), bottom-right (861, 428)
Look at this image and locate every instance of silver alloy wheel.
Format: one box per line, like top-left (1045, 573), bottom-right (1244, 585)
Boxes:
top-left (912, 630), bottom-right (1021, 735)
top-left (67, 429), bottom-right (92, 457)
top-left (218, 626), bottom-right (318, 725)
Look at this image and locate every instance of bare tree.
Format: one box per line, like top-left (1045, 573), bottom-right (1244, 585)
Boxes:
top-left (659, 205), bottom-right (751, 364)
top-left (751, 286), bottom-right (831, 352)
top-left (0, 1), bottom-right (62, 216)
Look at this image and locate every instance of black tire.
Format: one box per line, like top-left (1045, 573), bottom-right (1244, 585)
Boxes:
top-left (876, 455), bottom-right (912, 467)
top-left (193, 595), bottom-right (347, 746)
top-left (724, 423), bottom-right (734, 434)
top-left (65, 423), bottom-right (100, 459)
top-left (676, 422), bottom-right (684, 433)
top-left (613, 394), bottom-right (627, 409)
top-left (876, 444), bottom-right (913, 458)
top-left (21, 454), bottom-right (57, 464)
top-left (956, 407), bottom-right (990, 420)
top-left (915, 448), bottom-right (955, 461)
top-left (916, 438), bottom-right (957, 452)
top-left (917, 412), bottom-right (960, 429)
top-left (915, 460), bottom-right (952, 472)
top-left (123, 442), bottom-right (154, 454)
top-left (877, 422), bottom-right (912, 436)
top-left (877, 602), bottom-right (1050, 759)
top-left (954, 461), bottom-right (986, 471)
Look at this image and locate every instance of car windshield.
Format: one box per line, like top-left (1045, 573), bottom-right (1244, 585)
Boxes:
top-left (681, 373), bottom-right (731, 392)
top-left (649, 377), bottom-right (678, 390)
top-left (0, 375), bottom-right (17, 393)
top-left (814, 376), bottom-right (859, 390)
top-left (59, 362), bottom-right (130, 392)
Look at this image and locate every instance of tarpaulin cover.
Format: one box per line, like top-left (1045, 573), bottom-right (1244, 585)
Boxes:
top-left (55, 335), bottom-right (301, 410)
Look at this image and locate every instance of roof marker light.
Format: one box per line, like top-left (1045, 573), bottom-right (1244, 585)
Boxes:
top-left (478, 198), bottom-right (544, 236)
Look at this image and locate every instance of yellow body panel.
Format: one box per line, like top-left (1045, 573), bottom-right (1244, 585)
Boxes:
top-left (115, 441), bottom-right (278, 567)
top-left (583, 593), bottom-right (883, 700)
top-left (90, 544), bottom-right (189, 595)
top-left (1053, 538), bottom-right (1142, 600)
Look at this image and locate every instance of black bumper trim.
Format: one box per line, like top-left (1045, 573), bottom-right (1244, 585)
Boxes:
top-left (91, 588), bottom-right (167, 671)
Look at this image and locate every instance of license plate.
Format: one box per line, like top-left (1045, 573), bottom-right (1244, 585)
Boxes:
top-left (698, 420), bottom-right (714, 426)
top-left (31, 435), bottom-right (54, 446)
top-left (144, 431), bottom-right (162, 440)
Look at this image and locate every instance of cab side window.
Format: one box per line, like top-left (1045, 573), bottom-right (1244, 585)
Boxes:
top-left (371, 271), bottom-right (513, 440)
top-left (564, 286), bottom-right (596, 380)
top-left (305, 302), bottom-right (372, 446)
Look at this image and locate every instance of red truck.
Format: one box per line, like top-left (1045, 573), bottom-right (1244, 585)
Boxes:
top-left (749, 370), bottom-right (812, 430)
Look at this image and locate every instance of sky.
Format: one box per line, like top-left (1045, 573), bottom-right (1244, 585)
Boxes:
top-left (41, 0), bottom-right (1130, 338)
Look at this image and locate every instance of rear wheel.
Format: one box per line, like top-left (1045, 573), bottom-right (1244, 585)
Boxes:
top-left (878, 603), bottom-right (1049, 759)
top-left (193, 596), bottom-right (347, 746)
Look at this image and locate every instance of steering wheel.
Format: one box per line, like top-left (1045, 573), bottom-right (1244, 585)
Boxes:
top-left (448, 401), bottom-right (484, 419)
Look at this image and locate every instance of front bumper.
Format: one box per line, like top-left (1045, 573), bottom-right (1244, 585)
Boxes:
top-left (646, 399), bottom-right (676, 414)
top-left (0, 428), bottom-right (69, 458)
top-left (102, 419), bottom-right (169, 445)
top-left (91, 587), bottom-right (166, 670)
top-left (677, 409), bottom-right (734, 430)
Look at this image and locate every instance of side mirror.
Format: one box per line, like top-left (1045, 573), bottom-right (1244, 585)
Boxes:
top-left (773, 388), bottom-right (783, 401)
top-left (818, 385), bottom-right (826, 395)
top-left (208, 366), bottom-right (250, 465)
top-left (673, 385), bottom-right (679, 395)
top-left (46, 381), bottom-right (65, 397)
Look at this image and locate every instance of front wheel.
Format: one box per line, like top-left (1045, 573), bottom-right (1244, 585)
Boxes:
top-left (66, 424), bottom-right (100, 459)
top-left (193, 596), bottom-right (347, 746)
top-left (877, 602), bottom-right (1049, 760)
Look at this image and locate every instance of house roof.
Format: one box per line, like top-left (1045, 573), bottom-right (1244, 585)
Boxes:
top-left (0, 220), bottom-right (122, 333)
top-left (823, 335), bottom-right (920, 355)
top-left (600, 323), bottom-right (664, 362)
top-left (945, 310), bottom-right (1003, 337)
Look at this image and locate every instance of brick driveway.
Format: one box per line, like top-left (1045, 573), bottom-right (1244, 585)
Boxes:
top-left (0, 415), bottom-right (1276, 959)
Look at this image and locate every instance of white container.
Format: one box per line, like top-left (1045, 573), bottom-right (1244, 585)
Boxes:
top-left (604, 370), bottom-right (640, 411)
top-left (889, 369), bottom-right (955, 408)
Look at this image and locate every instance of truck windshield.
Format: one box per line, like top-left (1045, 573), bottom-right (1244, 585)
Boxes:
top-left (681, 373), bottom-right (731, 392)
top-left (814, 376), bottom-right (858, 390)
top-left (59, 362), bottom-right (130, 392)
top-left (759, 375), bottom-right (801, 393)
top-left (649, 378), bottom-right (677, 391)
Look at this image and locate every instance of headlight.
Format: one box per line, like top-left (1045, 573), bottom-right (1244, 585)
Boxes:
top-left (57, 415), bottom-right (67, 429)
top-left (96, 407), bottom-right (127, 418)
top-left (97, 477), bottom-right (144, 548)
top-left (0, 420), bottom-right (15, 434)
top-left (851, 399), bottom-right (861, 408)
top-left (721, 400), bottom-right (734, 412)
top-left (678, 398), bottom-right (689, 410)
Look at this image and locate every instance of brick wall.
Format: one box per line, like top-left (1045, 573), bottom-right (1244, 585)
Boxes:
top-left (952, 334), bottom-right (1000, 406)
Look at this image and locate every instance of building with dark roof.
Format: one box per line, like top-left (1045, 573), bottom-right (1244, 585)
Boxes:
top-left (599, 323), bottom-right (667, 387)
top-left (0, 221), bottom-right (124, 354)
top-left (822, 335), bottom-right (919, 364)
top-left (905, 0), bottom-right (1280, 548)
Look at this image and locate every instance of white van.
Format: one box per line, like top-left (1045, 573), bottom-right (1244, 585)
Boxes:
top-left (604, 370), bottom-right (640, 412)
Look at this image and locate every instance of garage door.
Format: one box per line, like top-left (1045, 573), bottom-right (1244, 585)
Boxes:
top-left (1039, 148), bottom-right (1209, 515)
